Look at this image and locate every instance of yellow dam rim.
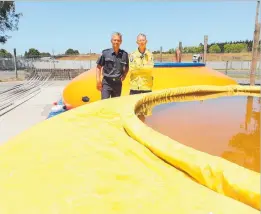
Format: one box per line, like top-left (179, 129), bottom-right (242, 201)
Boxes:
top-left (0, 85), bottom-right (259, 213)
top-left (121, 85), bottom-right (261, 210)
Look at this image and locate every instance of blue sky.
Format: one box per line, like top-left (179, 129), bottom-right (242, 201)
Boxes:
top-left (2, 1), bottom-right (258, 55)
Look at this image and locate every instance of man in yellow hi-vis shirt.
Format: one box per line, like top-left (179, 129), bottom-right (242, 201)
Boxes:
top-left (129, 33), bottom-right (154, 95)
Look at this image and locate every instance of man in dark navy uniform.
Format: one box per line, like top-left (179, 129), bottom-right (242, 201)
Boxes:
top-left (96, 32), bottom-right (129, 99)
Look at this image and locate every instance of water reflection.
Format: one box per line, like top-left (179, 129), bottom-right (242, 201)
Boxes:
top-left (137, 94), bottom-right (260, 172)
top-left (223, 96), bottom-right (260, 172)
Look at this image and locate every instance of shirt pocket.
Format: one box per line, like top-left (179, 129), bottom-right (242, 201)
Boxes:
top-left (105, 58), bottom-right (114, 69)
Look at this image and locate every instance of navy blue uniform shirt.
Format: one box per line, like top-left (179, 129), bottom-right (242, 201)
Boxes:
top-left (97, 48), bottom-right (129, 78)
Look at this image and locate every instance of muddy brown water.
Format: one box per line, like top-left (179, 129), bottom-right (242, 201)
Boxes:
top-left (138, 95), bottom-right (260, 173)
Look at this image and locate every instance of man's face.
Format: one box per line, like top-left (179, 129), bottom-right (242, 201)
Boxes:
top-left (111, 35), bottom-right (122, 49)
top-left (136, 36), bottom-right (147, 49)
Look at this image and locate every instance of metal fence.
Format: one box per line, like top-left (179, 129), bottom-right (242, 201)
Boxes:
top-left (206, 61), bottom-right (261, 71)
top-left (1, 56), bottom-right (260, 70)
top-left (0, 56), bottom-right (97, 71)
top-left (0, 55), bottom-right (260, 80)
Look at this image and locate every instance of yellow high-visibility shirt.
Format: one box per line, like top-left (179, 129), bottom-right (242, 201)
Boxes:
top-left (129, 49), bottom-right (154, 91)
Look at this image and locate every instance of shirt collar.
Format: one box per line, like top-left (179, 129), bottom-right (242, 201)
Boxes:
top-left (110, 48), bottom-right (123, 56)
top-left (137, 48), bottom-right (148, 56)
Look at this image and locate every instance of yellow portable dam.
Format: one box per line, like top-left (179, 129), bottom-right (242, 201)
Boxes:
top-left (0, 63), bottom-right (260, 213)
top-left (62, 63), bottom-right (237, 107)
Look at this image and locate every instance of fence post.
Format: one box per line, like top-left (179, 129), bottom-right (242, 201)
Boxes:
top-left (68, 69), bottom-right (71, 80)
top-left (89, 49), bottom-right (92, 69)
top-left (225, 61), bottom-right (229, 75)
top-left (160, 46), bottom-right (162, 62)
top-left (13, 48), bottom-right (18, 79)
top-left (203, 35), bottom-right (208, 63)
top-left (179, 41), bottom-right (182, 62)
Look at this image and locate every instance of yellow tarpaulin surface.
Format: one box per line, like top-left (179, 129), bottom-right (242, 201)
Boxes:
top-left (0, 85), bottom-right (259, 214)
top-left (63, 67), bottom-right (237, 107)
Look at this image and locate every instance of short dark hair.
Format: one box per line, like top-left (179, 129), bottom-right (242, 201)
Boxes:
top-left (111, 32), bottom-right (122, 40)
top-left (137, 33), bottom-right (147, 40)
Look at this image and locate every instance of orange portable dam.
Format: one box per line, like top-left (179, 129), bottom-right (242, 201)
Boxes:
top-left (62, 65), bottom-right (237, 108)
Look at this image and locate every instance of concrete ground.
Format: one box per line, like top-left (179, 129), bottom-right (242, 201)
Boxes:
top-left (0, 70), bottom-right (25, 81)
top-left (0, 80), bottom-right (69, 144)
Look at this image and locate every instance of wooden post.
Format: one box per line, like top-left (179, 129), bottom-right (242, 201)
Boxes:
top-left (225, 61), bottom-right (229, 75)
top-left (250, 0), bottom-right (260, 86)
top-left (13, 48), bottom-right (17, 79)
top-left (160, 46), bottom-right (163, 62)
top-left (52, 49), bottom-right (55, 70)
top-left (179, 41), bottom-right (182, 50)
top-left (179, 41), bottom-right (182, 62)
top-left (89, 49), bottom-right (92, 69)
top-left (203, 35), bottom-right (208, 63)
top-left (67, 69), bottom-right (71, 80)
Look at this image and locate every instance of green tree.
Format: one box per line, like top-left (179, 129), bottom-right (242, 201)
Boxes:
top-left (0, 1), bottom-right (22, 44)
top-left (65, 48), bottom-right (80, 55)
top-left (0, 49), bottom-right (12, 58)
top-left (182, 46), bottom-right (203, 53)
top-left (40, 52), bottom-right (51, 57)
top-left (168, 48), bottom-right (176, 54)
top-left (234, 43), bottom-right (248, 53)
top-left (224, 44), bottom-right (232, 53)
top-left (209, 44), bottom-right (221, 53)
top-left (24, 48), bottom-right (40, 58)
top-left (224, 43), bottom-right (248, 53)
top-left (196, 45), bottom-right (204, 53)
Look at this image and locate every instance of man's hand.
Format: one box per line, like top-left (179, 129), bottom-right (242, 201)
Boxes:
top-left (96, 65), bottom-right (102, 91)
top-left (96, 81), bottom-right (102, 91)
top-left (121, 66), bottom-right (129, 82)
top-left (121, 75), bottom-right (126, 82)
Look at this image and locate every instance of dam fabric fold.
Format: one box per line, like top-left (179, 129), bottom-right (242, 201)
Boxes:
top-left (0, 85), bottom-right (259, 213)
top-left (121, 85), bottom-right (260, 211)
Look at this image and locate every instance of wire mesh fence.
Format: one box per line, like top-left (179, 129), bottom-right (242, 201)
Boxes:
top-left (0, 53), bottom-right (260, 81)
top-left (0, 56), bottom-right (97, 71)
top-left (0, 56), bottom-right (96, 80)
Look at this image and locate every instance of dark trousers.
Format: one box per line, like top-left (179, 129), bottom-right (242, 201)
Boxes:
top-left (101, 77), bottom-right (122, 99)
top-left (129, 90), bottom-right (152, 95)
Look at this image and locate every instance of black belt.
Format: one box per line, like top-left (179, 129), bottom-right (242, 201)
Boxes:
top-left (104, 76), bottom-right (121, 81)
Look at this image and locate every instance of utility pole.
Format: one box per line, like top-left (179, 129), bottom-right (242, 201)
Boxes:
top-left (13, 48), bottom-right (17, 79)
top-left (250, 1), bottom-right (260, 86)
top-left (203, 35), bottom-right (208, 63)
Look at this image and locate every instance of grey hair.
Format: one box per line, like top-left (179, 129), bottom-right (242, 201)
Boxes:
top-left (137, 33), bottom-right (147, 40)
top-left (111, 32), bottom-right (122, 40)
